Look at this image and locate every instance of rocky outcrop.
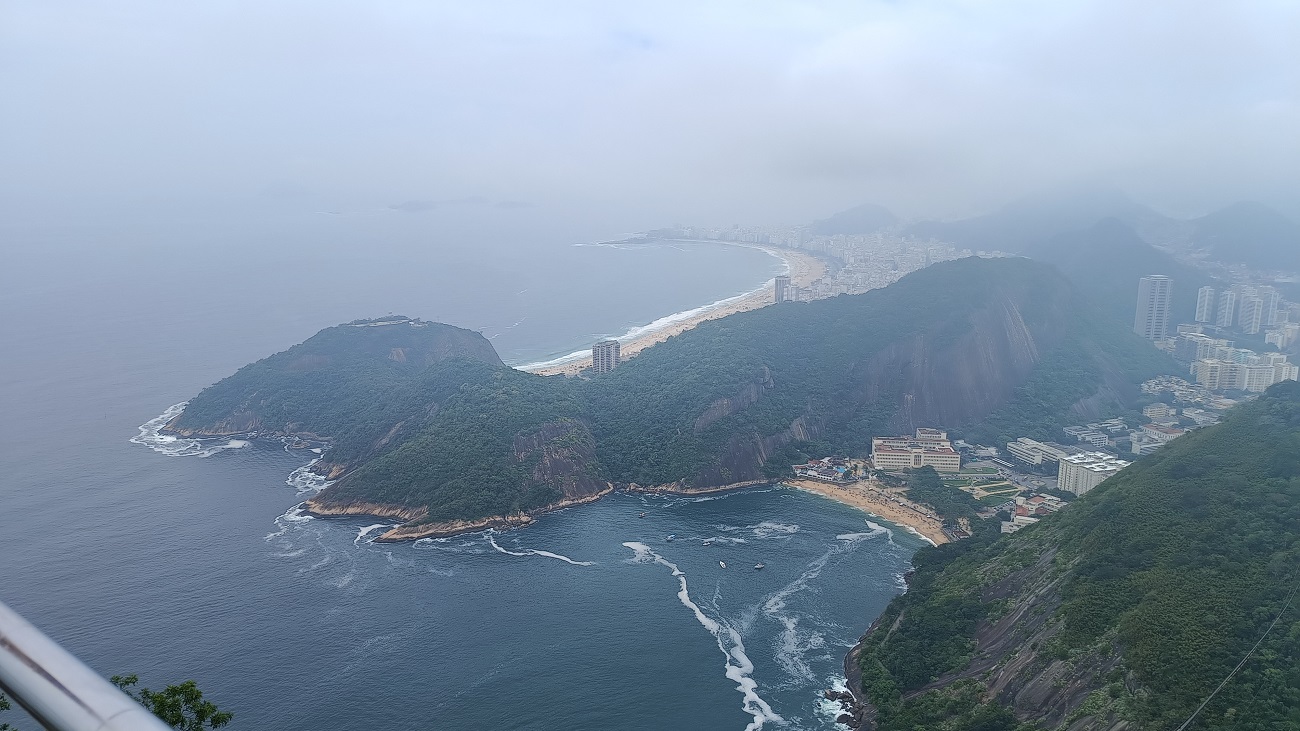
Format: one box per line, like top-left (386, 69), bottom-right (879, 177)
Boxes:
top-left (513, 419), bottom-right (606, 500)
top-left (870, 294), bottom-right (1062, 434)
top-left (693, 366), bottom-right (774, 433)
top-left (303, 499), bottom-right (428, 522)
top-left (845, 548), bottom-right (1132, 730)
top-left (163, 410), bottom-right (262, 437)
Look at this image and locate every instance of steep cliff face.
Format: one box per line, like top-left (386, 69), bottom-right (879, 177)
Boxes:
top-left (867, 295), bottom-right (1061, 434)
top-left (513, 419), bottom-right (607, 500)
top-left (682, 272), bottom-right (1092, 488)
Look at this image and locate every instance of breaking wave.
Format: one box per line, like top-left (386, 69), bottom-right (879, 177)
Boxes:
top-left (623, 542), bottom-right (782, 731)
top-left (130, 402), bottom-right (251, 457)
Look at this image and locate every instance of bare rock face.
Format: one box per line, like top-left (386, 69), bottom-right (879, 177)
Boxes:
top-left (878, 296), bottom-right (1057, 433)
top-left (689, 284), bottom-right (1073, 489)
top-left (694, 366), bottom-right (775, 433)
top-left (513, 419), bottom-right (606, 500)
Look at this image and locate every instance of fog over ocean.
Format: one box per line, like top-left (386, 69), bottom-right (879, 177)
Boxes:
top-left (0, 214), bottom-right (922, 730)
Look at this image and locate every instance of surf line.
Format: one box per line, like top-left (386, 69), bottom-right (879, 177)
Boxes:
top-left (486, 531), bottom-right (595, 566)
top-left (622, 542), bottom-right (782, 731)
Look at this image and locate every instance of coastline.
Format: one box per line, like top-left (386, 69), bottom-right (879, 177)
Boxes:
top-left (783, 479), bottom-right (948, 546)
top-left (305, 486), bottom-right (616, 542)
top-left (518, 242), bottom-right (826, 377)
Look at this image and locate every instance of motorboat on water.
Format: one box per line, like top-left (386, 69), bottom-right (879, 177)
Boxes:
top-left (702, 540), bottom-right (713, 546)
top-left (719, 561), bottom-right (727, 569)
top-left (639, 512), bottom-right (647, 518)
top-left (753, 563), bottom-right (765, 570)
top-left (666, 534), bottom-right (676, 541)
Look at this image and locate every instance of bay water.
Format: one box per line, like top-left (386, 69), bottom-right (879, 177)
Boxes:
top-left (0, 213), bottom-right (922, 729)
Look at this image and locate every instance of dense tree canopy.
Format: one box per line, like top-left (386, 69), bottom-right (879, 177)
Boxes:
top-left (856, 381), bottom-right (1300, 730)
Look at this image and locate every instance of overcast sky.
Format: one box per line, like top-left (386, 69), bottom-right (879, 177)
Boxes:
top-left (3, 1), bottom-right (1297, 232)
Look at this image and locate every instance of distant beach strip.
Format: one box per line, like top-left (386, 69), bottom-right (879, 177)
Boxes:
top-left (517, 242), bottom-right (825, 376)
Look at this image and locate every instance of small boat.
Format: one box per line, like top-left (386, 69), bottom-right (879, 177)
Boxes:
top-left (639, 512), bottom-right (647, 518)
top-left (702, 540), bottom-right (713, 546)
top-left (666, 534), bottom-right (676, 541)
top-left (753, 563), bottom-right (765, 570)
top-left (719, 561), bottom-right (727, 569)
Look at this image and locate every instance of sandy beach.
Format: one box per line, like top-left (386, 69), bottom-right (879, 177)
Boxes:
top-left (519, 243), bottom-right (826, 376)
top-left (785, 479), bottom-right (949, 546)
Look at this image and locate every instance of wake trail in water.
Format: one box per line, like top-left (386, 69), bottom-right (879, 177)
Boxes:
top-left (486, 532), bottom-right (595, 566)
top-left (761, 525), bottom-right (889, 685)
top-left (623, 542), bottom-right (782, 731)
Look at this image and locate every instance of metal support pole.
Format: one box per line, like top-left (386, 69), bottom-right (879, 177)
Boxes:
top-left (0, 600), bottom-right (174, 731)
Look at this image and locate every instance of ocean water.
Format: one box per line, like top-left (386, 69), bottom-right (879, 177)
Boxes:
top-left (0, 220), bottom-right (921, 730)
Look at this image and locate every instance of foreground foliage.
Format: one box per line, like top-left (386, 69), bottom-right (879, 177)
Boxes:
top-left (0, 678), bottom-right (230, 731)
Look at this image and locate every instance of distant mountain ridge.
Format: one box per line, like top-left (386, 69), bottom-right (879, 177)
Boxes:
top-left (1190, 201), bottom-right (1300, 273)
top-left (168, 257), bottom-right (1173, 541)
top-left (811, 203), bottom-right (899, 235)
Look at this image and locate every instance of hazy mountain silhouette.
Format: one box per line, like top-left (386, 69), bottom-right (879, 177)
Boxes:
top-left (906, 183), bottom-right (1173, 253)
top-left (810, 203), bottom-right (898, 235)
top-left (1029, 218), bottom-right (1215, 327)
top-left (1191, 201), bottom-right (1300, 272)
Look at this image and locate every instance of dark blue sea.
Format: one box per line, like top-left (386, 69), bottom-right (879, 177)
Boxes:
top-left (0, 213), bottom-right (922, 730)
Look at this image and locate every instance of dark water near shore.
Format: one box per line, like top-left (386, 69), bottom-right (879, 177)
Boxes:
top-left (0, 216), bottom-right (920, 729)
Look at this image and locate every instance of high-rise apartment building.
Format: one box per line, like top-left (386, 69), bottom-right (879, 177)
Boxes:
top-left (1239, 297), bottom-right (1264, 335)
top-left (1216, 290), bottom-right (1237, 328)
top-left (1263, 288), bottom-right (1282, 326)
top-left (591, 339), bottom-right (621, 374)
top-left (774, 275), bottom-right (790, 303)
top-left (1195, 286), bottom-right (1215, 322)
top-left (1133, 275), bottom-right (1172, 340)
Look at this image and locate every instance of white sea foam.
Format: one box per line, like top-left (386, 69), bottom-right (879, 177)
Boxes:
top-left (354, 524), bottom-right (390, 545)
top-left (130, 402), bottom-right (252, 457)
top-left (286, 459), bottom-right (335, 495)
top-left (903, 526), bottom-right (937, 546)
top-left (486, 532), bottom-right (594, 566)
top-left (265, 503), bottom-right (315, 541)
top-left (751, 521), bottom-right (800, 539)
top-left (816, 676), bottom-right (852, 724)
top-left (762, 526), bottom-right (886, 686)
top-left (622, 542), bottom-right (782, 730)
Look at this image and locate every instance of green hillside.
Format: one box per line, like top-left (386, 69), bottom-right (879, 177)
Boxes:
top-left (172, 257), bottom-right (1174, 529)
top-left (854, 381), bottom-right (1300, 731)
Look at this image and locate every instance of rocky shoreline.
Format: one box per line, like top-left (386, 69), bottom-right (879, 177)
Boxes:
top-left (304, 485), bottom-right (617, 542)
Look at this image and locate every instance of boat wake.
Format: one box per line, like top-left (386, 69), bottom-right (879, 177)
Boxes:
top-left (761, 525), bottom-right (889, 688)
top-left (623, 542), bottom-right (782, 731)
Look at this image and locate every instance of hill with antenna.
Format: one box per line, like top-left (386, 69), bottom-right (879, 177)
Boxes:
top-left (847, 381), bottom-right (1300, 731)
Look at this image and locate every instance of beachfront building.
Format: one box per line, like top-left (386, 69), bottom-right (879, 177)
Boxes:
top-left (871, 429), bottom-right (961, 473)
top-left (591, 339), bottom-right (621, 374)
top-left (1058, 452), bottom-right (1130, 496)
top-left (774, 275), bottom-right (790, 303)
